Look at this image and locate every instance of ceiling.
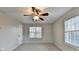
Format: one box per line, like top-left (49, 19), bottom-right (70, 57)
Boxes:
top-left (0, 7), bottom-right (72, 24)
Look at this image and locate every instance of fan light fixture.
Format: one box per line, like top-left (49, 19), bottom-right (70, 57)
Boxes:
top-left (33, 16), bottom-right (39, 21)
top-left (24, 7), bottom-right (49, 22)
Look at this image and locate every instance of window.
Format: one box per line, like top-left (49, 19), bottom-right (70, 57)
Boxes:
top-left (29, 27), bottom-right (42, 38)
top-left (64, 15), bottom-right (79, 47)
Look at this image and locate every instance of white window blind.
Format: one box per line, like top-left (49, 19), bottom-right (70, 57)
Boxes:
top-left (64, 15), bottom-right (79, 47)
top-left (29, 27), bottom-right (42, 38)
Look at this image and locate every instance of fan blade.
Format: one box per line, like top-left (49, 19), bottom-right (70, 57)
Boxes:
top-left (39, 17), bottom-right (44, 21)
top-left (40, 13), bottom-right (48, 16)
top-left (32, 7), bottom-right (36, 12)
top-left (24, 14), bottom-right (31, 16)
top-left (36, 9), bottom-right (39, 14)
top-left (36, 9), bottom-right (42, 14)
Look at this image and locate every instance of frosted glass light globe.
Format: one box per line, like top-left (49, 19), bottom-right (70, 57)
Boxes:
top-left (34, 16), bottom-right (39, 20)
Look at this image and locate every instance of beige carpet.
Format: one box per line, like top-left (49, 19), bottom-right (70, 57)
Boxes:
top-left (13, 43), bottom-right (62, 51)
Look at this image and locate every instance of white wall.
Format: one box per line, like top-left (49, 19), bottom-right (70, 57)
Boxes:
top-left (52, 7), bottom-right (79, 51)
top-left (23, 24), bottom-right (53, 43)
top-left (0, 12), bottom-right (23, 50)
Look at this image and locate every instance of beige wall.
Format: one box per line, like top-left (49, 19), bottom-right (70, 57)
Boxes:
top-left (52, 7), bottom-right (79, 51)
top-left (23, 24), bottom-right (53, 43)
top-left (0, 11), bottom-right (23, 50)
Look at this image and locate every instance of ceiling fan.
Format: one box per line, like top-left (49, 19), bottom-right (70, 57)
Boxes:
top-left (24, 7), bottom-right (49, 21)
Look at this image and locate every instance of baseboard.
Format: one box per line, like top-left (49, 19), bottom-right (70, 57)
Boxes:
top-left (5, 43), bottom-right (23, 51)
top-left (23, 42), bottom-right (53, 44)
top-left (53, 43), bottom-right (63, 51)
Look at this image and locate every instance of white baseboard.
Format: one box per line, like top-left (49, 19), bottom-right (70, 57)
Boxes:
top-left (23, 42), bottom-right (53, 44)
top-left (1, 43), bottom-right (23, 51)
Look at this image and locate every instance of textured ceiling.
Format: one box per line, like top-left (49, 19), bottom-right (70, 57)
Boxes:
top-left (0, 7), bottom-right (72, 24)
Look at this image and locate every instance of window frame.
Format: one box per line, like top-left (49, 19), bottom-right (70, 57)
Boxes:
top-left (64, 14), bottom-right (79, 48)
top-left (29, 26), bottom-right (43, 39)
